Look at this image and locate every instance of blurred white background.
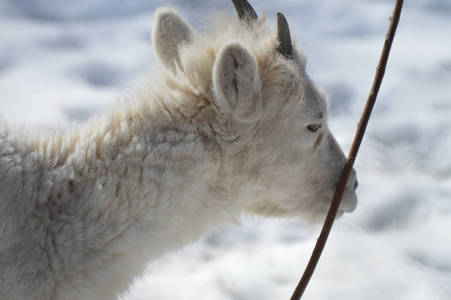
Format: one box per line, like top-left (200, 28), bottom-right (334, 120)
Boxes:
top-left (0, 0), bottom-right (450, 299)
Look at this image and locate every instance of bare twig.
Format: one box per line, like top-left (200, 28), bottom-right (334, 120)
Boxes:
top-left (290, 1), bottom-right (404, 299)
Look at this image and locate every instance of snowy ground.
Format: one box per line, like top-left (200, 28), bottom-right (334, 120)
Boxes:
top-left (1, 0), bottom-right (450, 299)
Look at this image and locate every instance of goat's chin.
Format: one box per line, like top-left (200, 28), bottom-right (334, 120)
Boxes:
top-left (301, 192), bottom-right (357, 224)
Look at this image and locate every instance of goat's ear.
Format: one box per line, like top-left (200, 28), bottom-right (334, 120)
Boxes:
top-left (213, 42), bottom-right (263, 123)
top-left (152, 8), bottom-right (194, 71)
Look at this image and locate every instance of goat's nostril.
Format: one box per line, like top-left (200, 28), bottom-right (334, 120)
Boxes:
top-left (354, 180), bottom-right (359, 190)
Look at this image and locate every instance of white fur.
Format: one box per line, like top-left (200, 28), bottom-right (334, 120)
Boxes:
top-left (0, 6), bottom-right (357, 300)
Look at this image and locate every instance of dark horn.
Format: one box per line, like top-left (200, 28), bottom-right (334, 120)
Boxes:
top-left (231, 0), bottom-right (258, 21)
top-left (277, 13), bottom-right (293, 58)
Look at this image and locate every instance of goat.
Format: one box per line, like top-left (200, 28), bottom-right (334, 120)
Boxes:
top-left (0, 0), bottom-right (358, 299)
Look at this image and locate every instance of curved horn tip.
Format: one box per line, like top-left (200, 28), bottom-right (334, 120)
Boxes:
top-left (231, 0), bottom-right (258, 21)
top-left (277, 12), bottom-right (293, 58)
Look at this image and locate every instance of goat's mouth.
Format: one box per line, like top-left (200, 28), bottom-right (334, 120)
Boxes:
top-left (339, 192), bottom-right (358, 213)
top-left (317, 192), bottom-right (357, 221)
top-left (335, 206), bottom-right (353, 220)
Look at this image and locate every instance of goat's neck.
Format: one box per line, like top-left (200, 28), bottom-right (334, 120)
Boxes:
top-left (0, 97), bottom-right (239, 299)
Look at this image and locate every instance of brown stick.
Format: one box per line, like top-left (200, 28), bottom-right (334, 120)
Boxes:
top-left (290, 1), bottom-right (404, 299)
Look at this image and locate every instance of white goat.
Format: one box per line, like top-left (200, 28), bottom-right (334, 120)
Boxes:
top-left (0, 1), bottom-right (358, 299)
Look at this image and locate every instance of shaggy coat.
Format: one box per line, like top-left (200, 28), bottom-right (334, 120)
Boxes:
top-left (0, 5), bottom-right (357, 300)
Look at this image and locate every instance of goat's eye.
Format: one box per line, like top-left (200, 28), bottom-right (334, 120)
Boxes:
top-left (307, 123), bottom-right (321, 133)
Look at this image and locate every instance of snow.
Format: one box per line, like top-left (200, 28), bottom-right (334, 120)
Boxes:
top-left (1, 0), bottom-right (450, 299)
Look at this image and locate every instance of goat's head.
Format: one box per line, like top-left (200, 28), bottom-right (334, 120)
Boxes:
top-left (151, 0), bottom-right (358, 223)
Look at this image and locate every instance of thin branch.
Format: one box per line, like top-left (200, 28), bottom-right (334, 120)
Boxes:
top-left (290, 1), bottom-right (404, 299)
